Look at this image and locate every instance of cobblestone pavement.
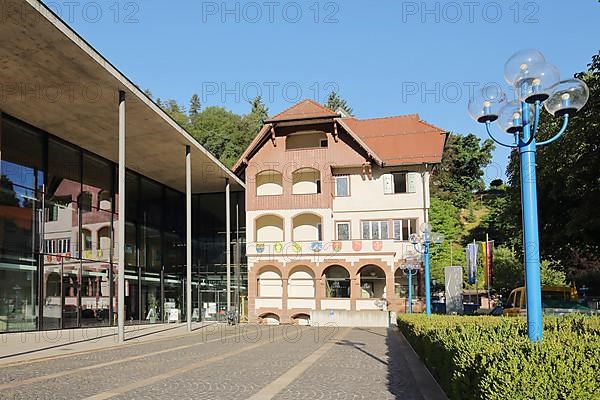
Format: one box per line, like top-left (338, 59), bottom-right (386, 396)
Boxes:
top-left (0, 325), bottom-right (444, 400)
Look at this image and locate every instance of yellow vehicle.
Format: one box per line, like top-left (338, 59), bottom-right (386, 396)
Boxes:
top-left (503, 285), bottom-right (596, 317)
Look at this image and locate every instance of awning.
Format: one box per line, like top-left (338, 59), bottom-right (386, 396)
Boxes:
top-left (0, 0), bottom-right (244, 193)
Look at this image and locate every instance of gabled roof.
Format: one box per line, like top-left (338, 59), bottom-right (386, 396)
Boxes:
top-left (339, 115), bottom-right (447, 166)
top-left (233, 101), bottom-right (448, 173)
top-left (266, 99), bottom-right (339, 122)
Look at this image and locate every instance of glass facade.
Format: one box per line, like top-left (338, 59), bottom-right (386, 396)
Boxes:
top-left (0, 113), bottom-right (246, 332)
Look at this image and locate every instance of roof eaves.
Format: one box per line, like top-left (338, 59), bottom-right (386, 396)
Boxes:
top-left (335, 118), bottom-right (384, 167)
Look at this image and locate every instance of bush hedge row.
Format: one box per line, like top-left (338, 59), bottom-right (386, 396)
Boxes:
top-left (397, 315), bottom-right (600, 400)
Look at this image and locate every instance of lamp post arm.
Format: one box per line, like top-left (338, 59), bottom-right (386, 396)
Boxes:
top-left (412, 243), bottom-right (423, 255)
top-left (536, 114), bottom-right (569, 147)
top-left (485, 122), bottom-right (518, 148)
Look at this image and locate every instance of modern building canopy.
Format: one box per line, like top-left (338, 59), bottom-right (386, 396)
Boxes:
top-left (0, 0), bottom-right (243, 193)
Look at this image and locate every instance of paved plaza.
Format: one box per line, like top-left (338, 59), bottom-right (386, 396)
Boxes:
top-left (0, 325), bottom-right (447, 400)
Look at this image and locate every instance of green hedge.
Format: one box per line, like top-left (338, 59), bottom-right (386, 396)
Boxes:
top-left (397, 315), bottom-right (600, 400)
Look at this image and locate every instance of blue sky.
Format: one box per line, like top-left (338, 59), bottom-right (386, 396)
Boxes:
top-left (49, 0), bottom-right (600, 181)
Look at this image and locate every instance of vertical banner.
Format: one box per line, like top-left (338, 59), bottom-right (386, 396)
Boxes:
top-left (487, 240), bottom-right (494, 287)
top-left (466, 243), bottom-right (478, 284)
top-left (481, 241), bottom-right (488, 286)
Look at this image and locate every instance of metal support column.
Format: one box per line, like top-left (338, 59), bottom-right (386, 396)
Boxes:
top-left (117, 90), bottom-right (126, 343)
top-left (423, 242), bottom-right (431, 316)
top-left (519, 102), bottom-right (543, 342)
top-left (225, 178), bottom-right (231, 312)
top-left (186, 145), bottom-right (192, 331)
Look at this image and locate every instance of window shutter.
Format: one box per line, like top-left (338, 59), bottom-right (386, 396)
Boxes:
top-left (383, 174), bottom-right (394, 194)
top-left (407, 173), bottom-right (419, 193)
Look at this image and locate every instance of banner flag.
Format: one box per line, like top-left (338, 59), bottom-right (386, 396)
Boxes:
top-left (481, 241), bottom-right (488, 286)
top-left (466, 243), bottom-right (478, 284)
top-left (487, 240), bottom-right (494, 287)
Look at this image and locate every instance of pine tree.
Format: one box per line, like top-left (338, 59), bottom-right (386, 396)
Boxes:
top-left (189, 94), bottom-right (201, 115)
top-left (244, 96), bottom-right (269, 137)
top-left (325, 91), bottom-right (353, 116)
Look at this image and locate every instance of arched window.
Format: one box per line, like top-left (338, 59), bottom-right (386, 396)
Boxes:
top-left (78, 191), bottom-right (92, 213)
top-left (323, 265), bottom-right (350, 298)
top-left (258, 267), bottom-right (283, 298)
top-left (288, 266), bottom-right (315, 298)
top-left (98, 190), bottom-right (112, 211)
top-left (292, 213), bottom-right (322, 241)
top-left (255, 215), bottom-right (284, 242)
top-left (98, 226), bottom-right (111, 256)
top-left (256, 170), bottom-right (283, 196)
top-left (292, 168), bottom-right (321, 195)
top-left (82, 228), bottom-right (92, 253)
top-left (358, 265), bottom-right (387, 298)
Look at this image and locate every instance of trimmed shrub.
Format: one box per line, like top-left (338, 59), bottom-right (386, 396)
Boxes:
top-left (397, 315), bottom-right (600, 400)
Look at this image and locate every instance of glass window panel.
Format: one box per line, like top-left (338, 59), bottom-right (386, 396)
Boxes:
top-left (0, 118), bottom-right (44, 192)
top-left (336, 223), bottom-right (349, 240)
top-left (394, 220), bottom-right (402, 240)
top-left (361, 221), bottom-right (369, 240)
top-left (0, 259), bottom-right (38, 332)
top-left (335, 176), bottom-right (349, 197)
top-left (47, 138), bottom-right (80, 206)
top-left (371, 221), bottom-right (379, 239)
top-left (381, 221), bottom-right (389, 239)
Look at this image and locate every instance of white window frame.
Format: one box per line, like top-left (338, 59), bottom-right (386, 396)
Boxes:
top-left (335, 221), bottom-right (351, 240)
top-left (361, 220), bottom-right (389, 240)
top-left (393, 219), bottom-right (418, 241)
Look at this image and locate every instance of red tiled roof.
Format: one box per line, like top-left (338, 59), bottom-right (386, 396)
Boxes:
top-left (268, 99), bottom-right (339, 122)
top-left (340, 115), bottom-right (447, 165)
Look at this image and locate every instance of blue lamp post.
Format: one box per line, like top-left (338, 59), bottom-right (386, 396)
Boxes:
top-left (468, 49), bottom-right (590, 342)
top-left (401, 259), bottom-right (420, 314)
top-left (410, 223), bottom-right (444, 316)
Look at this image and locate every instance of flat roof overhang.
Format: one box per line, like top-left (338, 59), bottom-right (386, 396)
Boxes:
top-left (0, 0), bottom-right (244, 193)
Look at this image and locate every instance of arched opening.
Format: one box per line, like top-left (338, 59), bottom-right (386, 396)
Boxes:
top-left (358, 265), bottom-right (387, 298)
top-left (288, 266), bottom-right (315, 298)
top-left (292, 168), bottom-right (321, 195)
top-left (255, 215), bottom-right (284, 242)
top-left (292, 213), bottom-right (322, 242)
top-left (46, 272), bottom-right (61, 297)
top-left (394, 266), bottom-right (419, 298)
top-left (98, 226), bottom-right (111, 256)
top-left (292, 313), bottom-right (310, 326)
top-left (259, 313), bottom-right (280, 325)
top-left (255, 170), bottom-right (283, 196)
top-left (81, 228), bottom-right (92, 254)
top-left (323, 265), bottom-right (350, 298)
top-left (98, 190), bottom-right (112, 211)
top-left (258, 267), bottom-right (283, 298)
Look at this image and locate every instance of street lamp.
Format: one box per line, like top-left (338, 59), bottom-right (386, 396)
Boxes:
top-left (468, 49), bottom-right (590, 342)
top-left (410, 223), bottom-right (444, 316)
top-left (401, 259), bottom-right (420, 314)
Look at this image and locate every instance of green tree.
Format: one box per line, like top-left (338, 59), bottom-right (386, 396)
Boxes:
top-left (324, 91), bottom-right (353, 116)
top-left (188, 106), bottom-right (246, 168)
top-left (540, 260), bottom-right (567, 286)
top-left (189, 94), bottom-right (201, 115)
top-left (162, 99), bottom-right (189, 127)
top-left (491, 246), bottom-right (523, 297)
top-left (243, 96), bottom-right (269, 138)
top-left (431, 133), bottom-right (495, 209)
top-left (429, 197), bottom-right (463, 282)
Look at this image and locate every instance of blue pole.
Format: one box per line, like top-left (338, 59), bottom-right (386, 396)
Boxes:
top-left (424, 242), bottom-right (431, 316)
top-left (408, 269), bottom-right (413, 314)
top-left (519, 101), bottom-right (543, 342)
